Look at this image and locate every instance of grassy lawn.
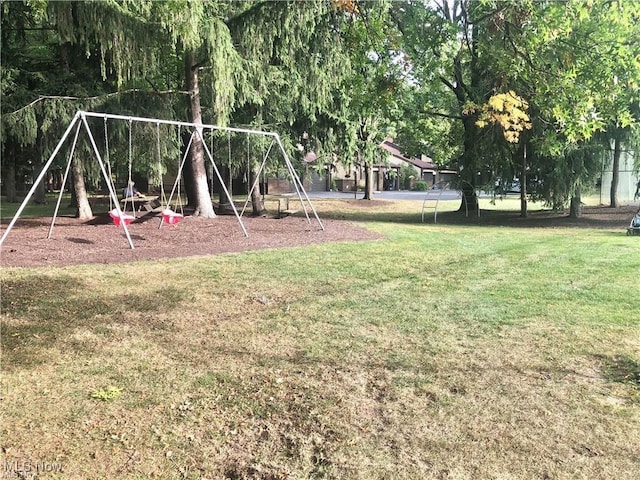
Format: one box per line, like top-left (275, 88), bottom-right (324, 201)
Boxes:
top-left (1, 194), bottom-right (77, 220)
top-left (1, 200), bottom-right (639, 479)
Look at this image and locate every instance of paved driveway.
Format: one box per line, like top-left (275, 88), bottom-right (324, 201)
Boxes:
top-left (306, 190), bottom-right (465, 201)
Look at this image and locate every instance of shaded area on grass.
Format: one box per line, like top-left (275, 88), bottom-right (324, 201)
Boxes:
top-left (1, 273), bottom-right (186, 369)
top-left (315, 200), bottom-right (639, 231)
top-left (598, 354), bottom-right (640, 392)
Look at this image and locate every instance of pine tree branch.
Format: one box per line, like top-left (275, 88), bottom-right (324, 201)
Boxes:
top-left (5, 89), bottom-right (189, 117)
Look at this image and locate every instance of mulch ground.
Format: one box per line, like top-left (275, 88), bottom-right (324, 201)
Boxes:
top-left (0, 212), bottom-right (382, 268)
top-left (1, 204), bottom-right (637, 268)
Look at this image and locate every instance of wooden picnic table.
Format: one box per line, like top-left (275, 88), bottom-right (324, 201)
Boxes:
top-left (120, 195), bottom-right (161, 213)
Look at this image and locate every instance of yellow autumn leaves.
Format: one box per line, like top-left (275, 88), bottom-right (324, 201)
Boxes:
top-left (331, 0), bottom-right (360, 14)
top-left (464, 91), bottom-right (533, 143)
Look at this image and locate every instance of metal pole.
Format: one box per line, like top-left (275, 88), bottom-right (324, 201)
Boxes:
top-left (0, 112), bottom-right (82, 247)
top-left (241, 140), bottom-right (274, 217)
top-left (199, 128), bottom-right (249, 237)
top-left (80, 111), bottom-right (278, 140)
top-left (274, 134), bottom-right (324, 231)
top-left (160, 131), bottom-right (195, 228)
top-left (80, 113), bottom-right (135, 249)
top-left (276, 137), bottom-right (312, 223)
top-left (48, 120), bottom-right (82, 239)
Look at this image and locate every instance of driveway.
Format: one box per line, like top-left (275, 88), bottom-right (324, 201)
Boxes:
top-left (306, 189), bottom-right (466, 201)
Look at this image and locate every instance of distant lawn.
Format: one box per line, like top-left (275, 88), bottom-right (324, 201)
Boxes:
top-left (0, 190), bottom-right (603, 222)
top-left (1, 193), bottom-right (76, 220)
top-left (1, 200), bottom-right (639, 479)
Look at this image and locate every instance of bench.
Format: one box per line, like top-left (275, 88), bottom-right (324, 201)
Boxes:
top-left (269, 194), bottom-right (299, 218)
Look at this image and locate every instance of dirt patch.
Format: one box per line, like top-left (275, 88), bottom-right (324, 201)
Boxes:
top-left (0, 213), bottom-right (382, 268)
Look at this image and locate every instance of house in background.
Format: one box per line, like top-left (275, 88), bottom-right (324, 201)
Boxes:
top-left (379, 138), bottom-right (456, 190)
top-left (266, 137), bottom-right (458, 194)
top-left (380, 139), bottom-right (432, 189)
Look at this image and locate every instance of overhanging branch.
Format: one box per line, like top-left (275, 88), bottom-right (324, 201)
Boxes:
top-left (5, 89), bottom-right (189, 117)
top-left (424, 109), bottom-right (462, 120)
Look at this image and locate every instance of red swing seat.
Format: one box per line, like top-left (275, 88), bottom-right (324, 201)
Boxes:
top-left (109, 208), bottom-right (135, 226)
top-left (161, 208), bottom-right (183, 225)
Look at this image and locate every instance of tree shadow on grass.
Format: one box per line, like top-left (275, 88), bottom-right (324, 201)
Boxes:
top-left (1, 274), bottom-right (185, 370)
top-left (595, 354), bottom-right (640, 401)
top-left (599, 354), bottom-right (640, 386)
top-left (433, 207), bottom-right (636, 231)
top-left (316, 201), bottom-right (637, 230)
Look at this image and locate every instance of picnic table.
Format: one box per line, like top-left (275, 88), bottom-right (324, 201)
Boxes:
top-left (120, 195), bottom-right (161, 213)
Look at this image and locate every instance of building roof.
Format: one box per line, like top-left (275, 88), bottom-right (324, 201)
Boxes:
top-left (381, 140), bottom-right (404, 158)
top-left (301, 139), bottom-right (440, 172)
top-left (381, 139), bottom-right (437, 171)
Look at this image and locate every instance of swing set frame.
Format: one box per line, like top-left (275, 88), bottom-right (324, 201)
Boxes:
top-left (0, 111), bottom-right (324, 250)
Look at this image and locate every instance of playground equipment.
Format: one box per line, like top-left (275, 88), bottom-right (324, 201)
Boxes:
top-left (421, 180), bottom-right (480, 223)
top-left (627, 208), bottom-right (640, 236)
top-left (158, 124), bottom-right (186, 228)
top-left (0, 111), bottom-right (324, 250)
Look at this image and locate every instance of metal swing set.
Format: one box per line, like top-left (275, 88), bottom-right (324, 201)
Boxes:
top-left (103, 118), bottom-right (183, 228)
top-left (0, 111), bottom-right (324, 250)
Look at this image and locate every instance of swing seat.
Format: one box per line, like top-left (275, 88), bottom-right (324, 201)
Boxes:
top-left (162, 208), bottom-right (183, 225)
top-left (109, 209), bottom-right (135, 226)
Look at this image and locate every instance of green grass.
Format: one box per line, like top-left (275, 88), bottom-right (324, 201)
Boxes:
top-left (1, 203), bottom-right (639, 479)
top-left (1, 194), bottom-right (76, 219)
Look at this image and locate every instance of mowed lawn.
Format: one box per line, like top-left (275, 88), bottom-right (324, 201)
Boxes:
top-left (1, 201), bottom-right (639, 479)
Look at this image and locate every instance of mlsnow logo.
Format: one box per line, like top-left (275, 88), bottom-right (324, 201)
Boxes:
top-left (2, 459), bottom-right (62, 479)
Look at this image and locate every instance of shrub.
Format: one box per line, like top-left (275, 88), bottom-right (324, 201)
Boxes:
top-left (413, 181), bottom-right (428, 191)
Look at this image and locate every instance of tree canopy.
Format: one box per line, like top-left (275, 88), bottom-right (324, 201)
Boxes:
top-left (2, 0), bottom-right (639, 215)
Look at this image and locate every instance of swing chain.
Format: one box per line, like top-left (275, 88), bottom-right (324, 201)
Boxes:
top-left (104, 117), bottom-right (114, 210)
top-left (123, 118), bottom-right (136, 215)
top-left (157, 122), bottom-right (167, 206)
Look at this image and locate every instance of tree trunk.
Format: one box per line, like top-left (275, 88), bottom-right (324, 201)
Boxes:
top-left (610, 137), bottom-right (621, 208)
top-left (180, 131), bottom-right (196, 208)
top-left (458, 115), bottom-right (479, 213)
top-left (448, 35), bottom-right (480, 215)
top-left (34, 156), bottom-right (47, 204)
top-left (356, 119), bottom-right (375, 201)
top-left (72, 157), bottom-right (93, 219)
top-left (250, 165), bottom-right (266, 216)
top-left (34, 123), bottom-right (47, 204)
top-left (3, 145), bottom-right (18, 203)
top-left (362, 161), bottom-right (374, 200)
top-left (184, 49), bottom-right (216, 218)
top-left (520, 143), bottom-right (528, 218)
top-left (218, 165), bottom-right (233, 206)
top-left (569, 187), bottom-right (582, 218)
top-left (459, 183), bottom-right (478, 214)
top-left (34, 173), bottom-right (47, 204)
top-left (5, 164), bottom-right (17, 203)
